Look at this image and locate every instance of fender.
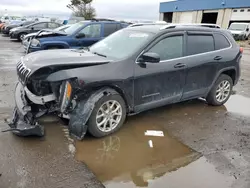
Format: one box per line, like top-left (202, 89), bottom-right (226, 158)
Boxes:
top-left (206, 66), bottom-right (237, 96)
top-left (42, 41), bottom-right (70, 49)
top-left (68, 88), bottom-right (118, 140)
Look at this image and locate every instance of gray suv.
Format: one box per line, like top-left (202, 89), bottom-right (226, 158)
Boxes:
top-left (6, 24), bottom-right (242, 140)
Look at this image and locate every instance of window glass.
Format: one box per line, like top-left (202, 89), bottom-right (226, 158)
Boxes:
top-left (89, 30), bottom-right (153, 60)
top-left (187, 34), bottom-right (215, 55)
top-left (104, 23), bottom-right (117, 37)
top-left (233, 10), bottom-right (238, 12)
top-left (240, 9), bottom-right (244, 12)
top-left (214, 33), bottom-right (230, 50)
top-left (78, 24), bottom-right (101, 38)
top-left (148, 35), bottom-right (183, 61)
top-left (48, 22), bottom-right (59, 29)
top-left (32, 23), bottom-right (47, 29)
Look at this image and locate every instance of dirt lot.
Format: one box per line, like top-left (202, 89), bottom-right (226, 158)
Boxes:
top-left (0, 35), bottom-right (250, 188)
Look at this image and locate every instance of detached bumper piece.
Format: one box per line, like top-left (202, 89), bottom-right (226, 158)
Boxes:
top-left (4, 82), bottom-right (45, 137)
top-left (4, 108), bottom-right (44, 137)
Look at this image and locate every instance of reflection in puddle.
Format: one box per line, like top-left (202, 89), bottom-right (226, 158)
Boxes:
top-left (75, 114), bottom-right (201, 187)
top-left (225, 95), bottom-right (250, 116)
top-left (106, 157), bottom-right (234, 188)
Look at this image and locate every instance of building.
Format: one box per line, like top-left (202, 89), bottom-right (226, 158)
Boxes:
top-left (159, 0), bottom-right (250, 28)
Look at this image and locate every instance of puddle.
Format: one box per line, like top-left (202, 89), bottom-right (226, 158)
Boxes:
top-left (75, 115), bottom-right (201, 186)
top-left (225, 95), bottom-right (250, 116)
top-left (105, 157), bottom-right (234, 188)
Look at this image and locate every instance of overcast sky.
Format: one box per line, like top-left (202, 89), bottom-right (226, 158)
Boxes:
top-left (0, 0), bottom-right (167, 20)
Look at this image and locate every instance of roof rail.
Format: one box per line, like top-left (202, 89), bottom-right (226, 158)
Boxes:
top-left (160, 23), bottom-right (221, 30)
top-left (90, 18), bottom-right (117, 22)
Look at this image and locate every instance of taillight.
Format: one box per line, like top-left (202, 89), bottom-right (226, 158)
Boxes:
top-left (240, 47), bottom-right (244, 53)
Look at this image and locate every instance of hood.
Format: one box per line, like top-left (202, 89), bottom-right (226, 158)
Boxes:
top-left (36, 30), bottom-right (67, 39)
top-left (21, 49), bottom-right (112, 74)
top-left (229, 30), bottom-right (245, 34)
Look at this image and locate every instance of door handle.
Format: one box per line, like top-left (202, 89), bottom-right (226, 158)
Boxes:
top-left (214, 56), bottom-right (222, 61)
top-left (174, 63), bottom-right (186, 68)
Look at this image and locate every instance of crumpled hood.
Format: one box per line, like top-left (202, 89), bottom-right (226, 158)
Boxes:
top-left (22, 49), bottom-right (111, 74)
top-left (229, 30), bottom-right (245, 35)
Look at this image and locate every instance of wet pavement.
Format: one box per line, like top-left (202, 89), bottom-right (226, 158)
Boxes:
top-left (1, 35), bottom-right (250, 188)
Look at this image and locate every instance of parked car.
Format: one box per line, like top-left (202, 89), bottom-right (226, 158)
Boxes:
top-left (2, 21), bottom-right (34, 35)
top-left (22, 24), bottom-right (72, 51)
top-left (9, 21), bottom-right (62, 41)
top-left (228, 22), bottom-right (250, 40)
top-left (26, 20), bottom-right (128, 53)
top-left (6, 24), bottom-right (241, 140)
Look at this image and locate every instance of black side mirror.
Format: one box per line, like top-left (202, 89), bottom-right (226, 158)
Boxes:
top-left (31, 27), bottom-right (34, 30)
top-left (138, 52), bottom-right (160, 63)
top-left (76, 33), bottom-right (86, 38)
top-left (246, 28), bottom-right (249, 32)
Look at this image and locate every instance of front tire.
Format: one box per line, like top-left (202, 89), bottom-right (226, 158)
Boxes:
top-left (206, 74), bottom-right (233, 106)
top-left (88, 94), bottom-right (126, 138)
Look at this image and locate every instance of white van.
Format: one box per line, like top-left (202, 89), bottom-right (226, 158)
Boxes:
top-left (228, 22), bottom-right (250, 40)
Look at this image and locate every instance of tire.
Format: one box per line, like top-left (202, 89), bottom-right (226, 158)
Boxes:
top-left (87, 94), bottom-right (126, 138)
top-left (18, 33), bottom-right (27, 41)
top-left (206, 74), bottom-right (233, 106)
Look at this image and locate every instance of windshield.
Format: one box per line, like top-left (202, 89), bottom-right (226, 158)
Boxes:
top-left (89, 29), bottom-right (153, 60)
top-left (54, 25), bottom-right (70, 32)
top-left (229, 23), bottom-right (247, 31)
top-left (64, 22), bottom-right (88, 35)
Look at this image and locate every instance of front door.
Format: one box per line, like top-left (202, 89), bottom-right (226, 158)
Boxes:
top-left (134, 33), bottom-right (187, 112)
top-left (73, 23), bottom-right (102, 48)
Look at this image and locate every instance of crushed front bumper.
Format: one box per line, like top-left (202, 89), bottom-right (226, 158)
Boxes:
top-left (4, 82), bottom-right (56, 137)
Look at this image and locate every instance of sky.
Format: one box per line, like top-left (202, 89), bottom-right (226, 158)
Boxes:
top-left (0, 0), bottom-right (167, 20)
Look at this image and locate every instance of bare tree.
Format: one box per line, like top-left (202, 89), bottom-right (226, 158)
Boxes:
top-left (67, 0), bottom-right (96, 19)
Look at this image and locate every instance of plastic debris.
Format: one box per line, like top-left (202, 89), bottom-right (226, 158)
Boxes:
top-left (148, 140), bottom-right (153, 148)
top-left (145, 130), bottom-right (164, 137)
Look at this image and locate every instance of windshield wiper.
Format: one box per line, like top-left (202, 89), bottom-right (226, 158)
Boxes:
top-left (92, 52), bottom-right (107, 58)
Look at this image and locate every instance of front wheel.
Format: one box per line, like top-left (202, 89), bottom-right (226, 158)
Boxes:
top-left (88, 94), bottom-right (126, 138)
top-left (206, 74), bottom-right (233, 106)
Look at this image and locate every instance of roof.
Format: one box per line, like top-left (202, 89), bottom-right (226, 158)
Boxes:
top-left (125, 24), bottom-right (225, 34)
top-left (160, 0), bottom-right (250, 13)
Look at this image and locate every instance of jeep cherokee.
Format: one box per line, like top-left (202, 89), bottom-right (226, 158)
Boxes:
top-left (6, 24), bottom-right (242, 140)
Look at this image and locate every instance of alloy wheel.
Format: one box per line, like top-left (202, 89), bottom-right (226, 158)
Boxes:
top-left (215, 80), bottom-right (231, 103)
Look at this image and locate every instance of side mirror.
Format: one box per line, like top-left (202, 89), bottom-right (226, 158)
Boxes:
top-left (138, 52), bottom-right (160, 63)
top-left (76, 33), bottom-right (86, 38)
top-left (246, 28), bottom-right (249, 32)
top-left (31, 27), bottom-right (34, 30)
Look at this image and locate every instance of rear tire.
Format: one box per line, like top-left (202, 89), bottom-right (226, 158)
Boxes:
top-left (206, 74), bottom-right (233, 106)
top-left (88, 94), bottom-right (126, 138)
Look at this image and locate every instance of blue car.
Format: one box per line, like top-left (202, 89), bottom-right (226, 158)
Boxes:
top-left (27, 20), bottom-right (128, 53)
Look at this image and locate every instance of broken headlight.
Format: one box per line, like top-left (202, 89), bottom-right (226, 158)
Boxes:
top-left (30, 39), bottom-right (40, 47)
top-left (59, 81), bottom-right (72, 113)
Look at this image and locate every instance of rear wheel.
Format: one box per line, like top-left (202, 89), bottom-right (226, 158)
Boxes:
top-left (88, 94), bottom-right (126, 138)
top-left (206, 74), bottom-right (233, 106)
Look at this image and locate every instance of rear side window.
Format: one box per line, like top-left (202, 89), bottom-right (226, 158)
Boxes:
top-left (104, 23), bottom-right (118, 37)
top-left (148, 35), bottom-right (183, 61)
top-left (214, 33), bottom-right (231, 50)
top-left (187, 34), bottom-right (215, 55)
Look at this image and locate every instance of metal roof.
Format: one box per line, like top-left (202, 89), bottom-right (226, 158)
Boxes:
top-left (160, 0), bottom-right (250, 13)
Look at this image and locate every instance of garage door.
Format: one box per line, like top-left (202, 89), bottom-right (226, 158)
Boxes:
top-left (179, 12), bottom-right (193, 23)
top-left (231, 9), bottom-right (250, 21)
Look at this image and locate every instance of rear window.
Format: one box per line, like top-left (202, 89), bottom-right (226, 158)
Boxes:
top-left (187, 34), bottom-right (215, 55)
top-left (214, 33), bottom-right (231, 50)
top-left (103, 23), bottom-right (118, 37)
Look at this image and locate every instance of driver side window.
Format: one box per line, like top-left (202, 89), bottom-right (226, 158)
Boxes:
top-left (78, 24), bottom-right (101, 38)
top-left (148, 35), bottom-right (183, 61)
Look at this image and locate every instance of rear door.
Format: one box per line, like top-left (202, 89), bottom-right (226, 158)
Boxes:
top-left (182, 32), bottom-right (229, 100)
top-left (74, 23), bottom-right (102, 48)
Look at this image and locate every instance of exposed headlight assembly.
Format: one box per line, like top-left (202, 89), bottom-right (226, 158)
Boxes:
top-left (30, 39), bottom-right (40, 47)
top-left (59, 81), bottom-right (72, 113)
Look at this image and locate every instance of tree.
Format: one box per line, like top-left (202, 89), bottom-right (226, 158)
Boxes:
top-left (67, 0), bottom-right (96, 19)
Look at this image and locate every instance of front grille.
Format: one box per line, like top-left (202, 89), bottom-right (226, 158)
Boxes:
top-left (17, 61), bottom-right (31, 84)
